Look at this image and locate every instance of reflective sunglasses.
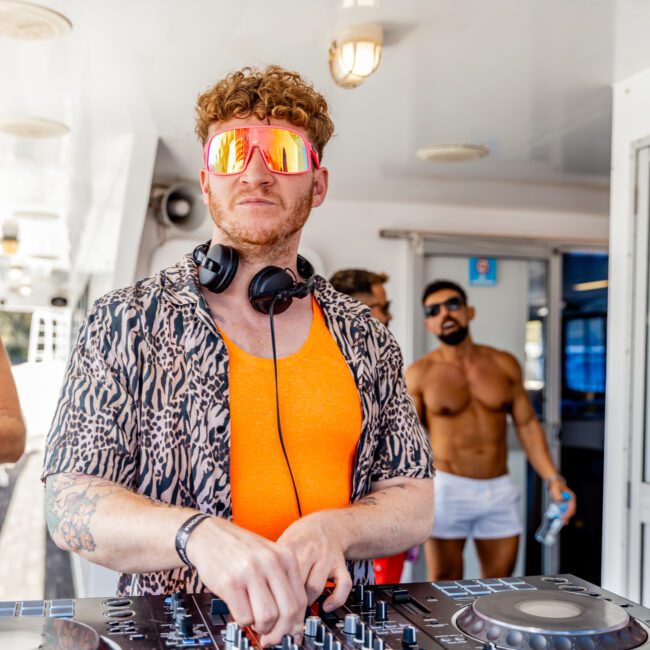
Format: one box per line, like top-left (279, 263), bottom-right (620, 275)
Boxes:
top-left (423, 296), bottom-right (465, 318)
top-left (203, 125), bottom-right (320, 176)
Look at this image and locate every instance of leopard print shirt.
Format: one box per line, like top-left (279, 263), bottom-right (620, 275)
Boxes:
top-left (42, 254), bottom-right (434, 595)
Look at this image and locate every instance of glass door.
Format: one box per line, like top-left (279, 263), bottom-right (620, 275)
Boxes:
top-left (423, 253), bottom-right (550, 578)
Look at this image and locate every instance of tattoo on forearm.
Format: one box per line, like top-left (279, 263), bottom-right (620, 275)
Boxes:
top-left (358, 495), bottom-right (380, 507)
top-left (45, 475), bottom-right (117, 553)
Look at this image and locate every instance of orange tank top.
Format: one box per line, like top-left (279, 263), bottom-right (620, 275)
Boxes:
top-left (223, 298), bottom-right (362, 541)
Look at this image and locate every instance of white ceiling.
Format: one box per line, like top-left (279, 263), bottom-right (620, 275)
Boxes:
top-left (2, 0), bottom-right (650, 306)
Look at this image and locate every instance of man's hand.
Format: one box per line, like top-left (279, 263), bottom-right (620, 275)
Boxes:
top-left (548, 480), bottom-right (577, 523)
top-left (276, 512), bottom-right (352, 612)
top-left (186, 518), bottom-right (307, 647)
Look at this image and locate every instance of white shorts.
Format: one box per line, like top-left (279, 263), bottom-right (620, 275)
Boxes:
top-left (432, 470), bottom-right (523, 540)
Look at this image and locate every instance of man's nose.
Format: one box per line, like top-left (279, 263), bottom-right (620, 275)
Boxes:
top-left (240, 147), bottom-right (273, 184)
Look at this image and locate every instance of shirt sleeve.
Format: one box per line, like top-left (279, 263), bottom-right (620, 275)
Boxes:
top-left (370, 329), bottom-right (435, 483)
top-left (41, 300), bottom-right (140, 487)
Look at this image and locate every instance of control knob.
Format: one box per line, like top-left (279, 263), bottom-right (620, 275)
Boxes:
top-left (323, 631), bottom-right (335, 650)
top-left (355, 621), bottom-right (366, 644)
top-left (402, 625), bottom-right (417, 647)
top-left (374, 638), bottom-right (385, 650)
top-left (344, 613), bottom-right (360, 635)
top-left (305, 616), bottom-right (321, 638)
top-left (363, 628), bottom-right (374, 650)
top-left (362, 590), bottom-right (375, 613)
top-left (316, 623), bottom-right (326, 645)
top-left (225, 621), bottom-right (239, 643)
top-left (282, 634), bottom-right (293, 650)
top-left (354, 584), bottom-right (365, 605)
top-left (375, 600), bottom-right (388, 622)
top-left (179, 613), bottom-right (193, 637)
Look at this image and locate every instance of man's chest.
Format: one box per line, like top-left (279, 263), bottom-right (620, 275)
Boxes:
top-left (423, 359), bottom-right (513, 415)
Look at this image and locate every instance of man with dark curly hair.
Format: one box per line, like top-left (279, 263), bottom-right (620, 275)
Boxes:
top-left (43, 66), bottom-right (434, 646)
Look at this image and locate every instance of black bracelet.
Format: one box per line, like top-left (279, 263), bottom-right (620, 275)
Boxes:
top-left (175, 513), bottom-right (210, 568)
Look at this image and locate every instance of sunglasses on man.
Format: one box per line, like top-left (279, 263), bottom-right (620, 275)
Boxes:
top-left (204, 125), bottom-right (320, 176)
top-left (423, 296), bottom-right (465, 318)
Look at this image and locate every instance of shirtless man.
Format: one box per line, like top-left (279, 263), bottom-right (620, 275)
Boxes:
top-left (406, 279), bottom-right (576, 580)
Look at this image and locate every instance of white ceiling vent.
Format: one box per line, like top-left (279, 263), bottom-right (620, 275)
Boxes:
top-left (416, 143), bottom-right (489, 163)
top-left (0, 116), bottom-right (69, 137)
top-left (0, 1), bottom-right (72, 40)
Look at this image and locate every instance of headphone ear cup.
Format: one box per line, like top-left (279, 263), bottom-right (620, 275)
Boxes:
top-left (249, 266), bottom-right (296, 315)
top-left (297, 254), bottom-right (314, 281)
top-left (195, 243), bottom-right (239, 293)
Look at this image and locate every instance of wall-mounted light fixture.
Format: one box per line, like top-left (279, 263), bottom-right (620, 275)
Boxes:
top-left (1, 218), bottom-right (19, 256)
top-left (329, 23), bottom-right (383, 88)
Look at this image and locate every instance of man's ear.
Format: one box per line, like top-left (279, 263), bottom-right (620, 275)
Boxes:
top-left (199, 169), bottom-right (210, 205)
top-left (467, 305), bottom-right (476, 322)
top-left (311, 167), bottom-right (329, 208)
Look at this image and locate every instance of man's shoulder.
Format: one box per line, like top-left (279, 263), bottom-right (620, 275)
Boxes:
top-left (89, 255), bottom-right (196, 324)
top-left (476, 345), bottom-right (521, 375)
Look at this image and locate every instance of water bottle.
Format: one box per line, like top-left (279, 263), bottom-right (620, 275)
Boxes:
top-left (535, 490), bottom-right (571, 545)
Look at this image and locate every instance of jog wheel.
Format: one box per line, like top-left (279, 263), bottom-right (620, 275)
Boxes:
top-left (0, 616), bottom-right (101, 650)
top-left (455, 590), bottom-right (649, 649)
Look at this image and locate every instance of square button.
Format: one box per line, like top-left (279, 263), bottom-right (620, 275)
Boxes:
top-left (21, 609), bottom-right (45, 617)
top-left (49, 609), bottom-right (74, 618)
top-left (441, 588), bottom-right (469, 598)
top-left (465, 586), bottom-right (491, 595)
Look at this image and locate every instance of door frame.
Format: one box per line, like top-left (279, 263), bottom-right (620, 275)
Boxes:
top-left (622, 141), bottom-right (650, 603)
top-left (382, 229), bottom-right (607, 574)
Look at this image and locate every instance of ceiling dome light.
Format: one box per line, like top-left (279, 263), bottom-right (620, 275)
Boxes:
top-left (0, 0), bottom-right (72, 40)
top-left (0, 116), bottom-right (70, 138)
top-left (329, 23), bottom-right (383, 88)
top-left (416, 143), bottom-right (490, 163)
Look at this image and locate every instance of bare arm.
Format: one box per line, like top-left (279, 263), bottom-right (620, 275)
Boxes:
top-left (405, 363), bottom-right (425, 425)
top-left (0, 339), bottom-right (25, 463)
top-left (45, 472), bottom-right (307, 645)
top-left (499, 352), bottom-right (576, 519)
top-left (277, 476), bottom-right (434, 608)
top-left (45, 472), bottom-right (195, 572)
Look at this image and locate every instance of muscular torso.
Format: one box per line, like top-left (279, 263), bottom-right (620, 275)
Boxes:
top-left (410, 345), bottom-right (516, 479)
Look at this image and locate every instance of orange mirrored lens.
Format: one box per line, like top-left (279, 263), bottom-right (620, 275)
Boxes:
top-left (206, 127), bottom-right (311, 174)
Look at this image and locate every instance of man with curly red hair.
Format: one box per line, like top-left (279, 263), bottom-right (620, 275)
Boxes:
top-left (43, 66), bottom-right (434, 646)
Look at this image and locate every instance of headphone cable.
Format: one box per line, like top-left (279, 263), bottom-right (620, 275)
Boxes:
top-left (269, 296), bottom-right (303, 518)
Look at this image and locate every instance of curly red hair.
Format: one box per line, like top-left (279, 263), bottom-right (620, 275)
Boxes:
top-left (195, 65), bottom-right (334, 158)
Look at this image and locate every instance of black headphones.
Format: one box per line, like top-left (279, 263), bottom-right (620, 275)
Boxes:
top-left (192, 242), bottom-right (315, 315)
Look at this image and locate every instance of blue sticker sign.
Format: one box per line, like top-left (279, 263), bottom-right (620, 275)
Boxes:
top-left (469, 257), bottom-right (498, 286)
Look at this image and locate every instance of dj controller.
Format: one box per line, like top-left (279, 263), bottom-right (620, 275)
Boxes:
top-left (2, 574), bottom-right (650, 649)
